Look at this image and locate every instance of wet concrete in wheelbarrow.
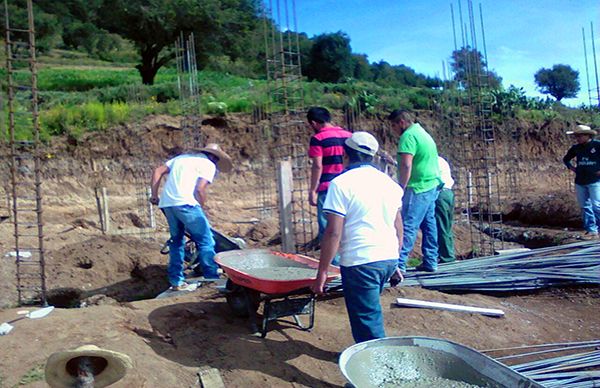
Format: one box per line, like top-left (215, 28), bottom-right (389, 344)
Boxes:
top-left (345, 346), bottom-right (501, 388)
top-left (217, 250), bottom-right (337, 281)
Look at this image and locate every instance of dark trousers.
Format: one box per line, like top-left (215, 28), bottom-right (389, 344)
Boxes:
top-left (435, 189), bottom-right (455, 263)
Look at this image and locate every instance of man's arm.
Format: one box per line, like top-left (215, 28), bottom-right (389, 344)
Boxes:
top-left (150, 164), bottom-right (169, 204)
top-left (390, 209), bottom-right (404, 285)
top-left (394, 209), bottom-right (403, 248)
top-left (309, 156), bottom-right (323, 206)
top-left (194, 178), bottom-right (210, 207)
top-left (310, 213), bottom-right (343, 294)
top-left (398, 153), bottom-right (413, 189)
top-left (563, 147), bottom-right (577, 172)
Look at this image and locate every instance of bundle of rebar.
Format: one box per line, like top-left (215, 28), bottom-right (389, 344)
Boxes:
top-left (482, 341), bottom-right (600, 387)
top-left (401, 241), bottom-right (600, 293)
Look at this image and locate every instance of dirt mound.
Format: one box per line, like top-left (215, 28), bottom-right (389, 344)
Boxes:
top-left (504, 190), bottom-right (581, 228)
top-left (45, 235), bottom-right (168, 306)
top-left (244, 218), bottom-right (280, 245)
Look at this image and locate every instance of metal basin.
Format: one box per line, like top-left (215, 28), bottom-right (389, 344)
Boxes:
top-left (339, 336), bottom-right (542, 388)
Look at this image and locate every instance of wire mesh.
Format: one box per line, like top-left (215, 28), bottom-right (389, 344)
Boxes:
top-left (176, 32), bottom-right (201, 115)
top-left (4, 0), bottom-right (47, 305)
top-left (262, 0), bottom-right (315, 254)
top-left (449, 0), bottom-right (504, 257)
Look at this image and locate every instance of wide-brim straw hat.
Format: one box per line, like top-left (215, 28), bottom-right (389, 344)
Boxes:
top-left (566, 124), bottom-right (597, 136)
top-left (45, 345), bottom-right (133, 388)
top-left (194, 143), bottom-right (233, 172)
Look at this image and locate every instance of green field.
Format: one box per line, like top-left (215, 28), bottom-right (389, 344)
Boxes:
top-left (1, 49), bottom-right (597, 141)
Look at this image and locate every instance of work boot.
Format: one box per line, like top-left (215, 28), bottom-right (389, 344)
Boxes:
top-left (580, 231), bottom-right (599, 240)
top-left (414, 264), bottom-right (437, 273)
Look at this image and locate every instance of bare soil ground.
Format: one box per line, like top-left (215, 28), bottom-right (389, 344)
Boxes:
top-left (0, 114), bottom-right (598, 387)
top-left (1, 284), bottom-right (599, 387)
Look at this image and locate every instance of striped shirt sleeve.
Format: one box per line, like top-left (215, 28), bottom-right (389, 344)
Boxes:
top-left (308, 135), bottom-right (323, 157)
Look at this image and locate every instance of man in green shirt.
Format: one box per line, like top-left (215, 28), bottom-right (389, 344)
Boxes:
top-left (388, 109), bottom-right (442, 273)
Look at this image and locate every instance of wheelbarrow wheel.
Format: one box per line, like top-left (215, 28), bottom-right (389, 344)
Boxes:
top-left (225, 280), bottom-right (260, 318)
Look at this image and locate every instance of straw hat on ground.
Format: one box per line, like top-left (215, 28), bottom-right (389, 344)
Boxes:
top-left (45, 345), bottom-right (133, 388)
top-left (566, 125), bottom-right (597, 136)
top-left (193, 143), bottom-right (233, 172)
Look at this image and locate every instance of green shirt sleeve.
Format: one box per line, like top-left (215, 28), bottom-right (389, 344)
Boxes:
top-left (399, 132), bottom-right (417, 155)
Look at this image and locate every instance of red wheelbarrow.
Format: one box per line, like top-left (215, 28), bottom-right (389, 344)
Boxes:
top-left (214, 249), bottom-right (340, 337)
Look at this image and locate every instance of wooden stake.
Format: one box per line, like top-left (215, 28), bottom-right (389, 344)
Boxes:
top-left (101, 187), bottom-right (110, 234)
top-left (277, 160), bottom-right (295, 253)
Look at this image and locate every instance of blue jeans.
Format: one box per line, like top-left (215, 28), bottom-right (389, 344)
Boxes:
top-left (575, 182), bottom-right (600, 233)
top-left (341, 259), bottom-right (398, 343)
top-left (162, 205), bottom-right (219, 286)
top-left (317, 191), bottom-right (340, 265)
top-left (316, 191), bottom-right (328, 241)
top-left (399, 187), bottom-right (439, 272)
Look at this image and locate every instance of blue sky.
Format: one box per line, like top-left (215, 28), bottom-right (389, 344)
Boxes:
top-left (293, 0), bottom-right (600, 107)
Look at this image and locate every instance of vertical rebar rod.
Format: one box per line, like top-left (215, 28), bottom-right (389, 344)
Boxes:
top-left (450, 3), bottom-right (458, 51)
top-left (28, 0), bottom-right (47, 305)
top-left (582, 27), bottom-right (594, 109)
top-left (590, 22), bottom-right (600, 108)
top-left (457, 0), bottom-right (466, 48)
top-left (478, 3), bottom-right (489, 66)
top-left (4, 0), bottom-right (21, 303)
top-left (175, 33), bottom-right (184, 99)
top-left (467, 0), bottom-right (477, 50)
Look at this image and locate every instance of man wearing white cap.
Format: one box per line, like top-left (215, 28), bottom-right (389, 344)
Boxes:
top-left (311, 131), bottom-right (404, 343)
top-left (563, 125), bottom-right (600, 239)
top-left (150, 143), bottom-right (233, 290)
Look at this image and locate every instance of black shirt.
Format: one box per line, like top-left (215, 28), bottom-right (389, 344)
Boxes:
top-left (563, 139), bottom-right (600, 185)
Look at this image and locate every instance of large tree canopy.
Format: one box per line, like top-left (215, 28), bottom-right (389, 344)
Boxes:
top-left (450, 46), bottom-right (502, 89)
top-left (95, 0), bottom-right (260, 84)
top-left (534, 64), bottom-right (580, 102)
top-left (8, 0), bottom-right (440, 89)
top-left (304, 32), bottom-right (354, 83)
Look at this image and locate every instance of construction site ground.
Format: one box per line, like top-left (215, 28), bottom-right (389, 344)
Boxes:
top-left (0, 115), bottom-right (598, 387)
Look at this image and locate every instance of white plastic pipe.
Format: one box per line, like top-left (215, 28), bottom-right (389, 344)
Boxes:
top-left (396, 297), bottom-right (505, 317)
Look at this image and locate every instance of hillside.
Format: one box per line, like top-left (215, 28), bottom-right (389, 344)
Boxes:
top-left (1, 35), bottom-right (599, 386)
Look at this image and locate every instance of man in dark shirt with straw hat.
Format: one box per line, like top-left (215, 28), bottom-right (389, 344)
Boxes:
top-left (151, 143), bottom-right (233, 290)
top-left (563, 124), bottom-right (600, 239)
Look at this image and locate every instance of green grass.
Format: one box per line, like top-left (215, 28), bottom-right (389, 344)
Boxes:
top-left (1, 47), bottom-right (598, 142)
top-left (39, 48), bottom-right (138, 67)
top-left (407, 257), bottom-right (422, 268)
top-left (14, 364), bottom-right (44, 386)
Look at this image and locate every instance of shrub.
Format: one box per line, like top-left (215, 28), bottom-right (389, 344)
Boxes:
top-left (106, 102), bottom-right (130, 124)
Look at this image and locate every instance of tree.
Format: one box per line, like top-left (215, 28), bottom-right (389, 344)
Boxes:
top-left (371, 60), bottom-right (397, 86)
top-left (2, 1), bottom-right (61, 53)
top-left (450, 46), bottom-right (502, 89)
top-left (534, 64), bottom-right (580, 101)
top-left (305, 32), bottom-right (353, 83)
top-left (351, 54), bottom-right (371, 81)
top-left (95, 0), bottom-right (260, 85)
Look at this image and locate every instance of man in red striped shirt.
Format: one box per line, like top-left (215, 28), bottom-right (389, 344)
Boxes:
top-left (307, 107), bottom-right (352, 246)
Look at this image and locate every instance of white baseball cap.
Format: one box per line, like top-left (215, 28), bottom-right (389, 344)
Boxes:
top-left (345, 131), bottom-right (379, 156)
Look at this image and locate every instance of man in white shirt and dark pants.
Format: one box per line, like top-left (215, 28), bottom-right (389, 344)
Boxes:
top-left (311, 132), bottom-right (404, 343)
top-left (150, 144), bottom-right (233, 290)
top-left (436, 156), bottom-right (456, 263)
